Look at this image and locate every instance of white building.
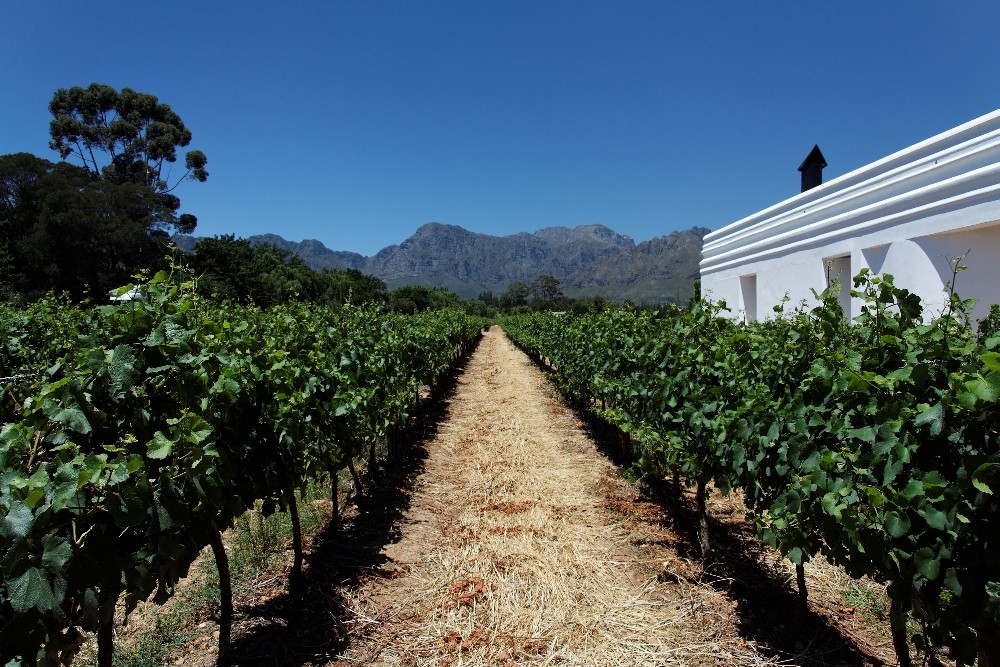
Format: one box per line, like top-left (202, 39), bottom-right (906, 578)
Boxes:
top-left (700, 110), bottom-right (1000, 323)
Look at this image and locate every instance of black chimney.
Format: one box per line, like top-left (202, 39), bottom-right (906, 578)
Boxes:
top-left (798, 145), bottom-right (827, 192)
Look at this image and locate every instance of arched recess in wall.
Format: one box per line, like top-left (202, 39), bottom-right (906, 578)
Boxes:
top-left (879, 239), bottom-right (949, 318)
top-left (912, 221), bottom-right (1000, 322)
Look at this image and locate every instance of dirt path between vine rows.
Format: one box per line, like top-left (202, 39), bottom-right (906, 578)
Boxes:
top-left (325, 327), bottom-right (892, 667)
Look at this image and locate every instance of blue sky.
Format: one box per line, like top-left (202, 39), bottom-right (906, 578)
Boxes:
top-left (3, 2), bottom-right (999, 256)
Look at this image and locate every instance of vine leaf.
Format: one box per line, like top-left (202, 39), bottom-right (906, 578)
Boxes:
top-left (108, 344), bottom-right (138, 395)
top-left (981, 351), bottom-right (1000, 372)
top-left (914, 403), bottom-right (943, 436)
top-left (885, 512), bottom-right (910, 538)
top-left (0, 503), bottom-right (33, 538)
top-left (7, 567), bottom-right (58, 613)
top-left (914, 547), bottom-right (941, 581)
top-left (922, 507), bottom-right (947, 531)
top-left (972, 463), bottom-right (996, 495)
top-left (147, 431), bottom-right (174, 459)
top-left (42, 400), bottom-right (92, 435)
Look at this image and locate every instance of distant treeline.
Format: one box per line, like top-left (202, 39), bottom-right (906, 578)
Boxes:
top-left (0, 150), bottom-right (647, 316)
top-left (0, 82), bottom-right (635, 315)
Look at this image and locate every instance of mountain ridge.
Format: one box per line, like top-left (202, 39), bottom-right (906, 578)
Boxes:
top-left (174, 223), bottom-right (708, 303)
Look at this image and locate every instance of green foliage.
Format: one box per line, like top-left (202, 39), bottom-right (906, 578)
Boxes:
top-left (499, 276), bottom-right (614, 314)
top-left (503, 271), bottom-right (1000, 664)
top-left (0, 268), bottom-right (482, 665)
top-left (499, 276), bottom-right (568, 312)
top-left (319, 268), bottom-right (388, 306)
top-left (186, 235), bottom-right (388, 308)
top-left (49, 83), bottom-right (208, 193)
top-left (48, 83), bottom-right (207, 234)
top-left (389, 284), bottom-right (462, 314)
top-left (0, 83), bottom-right (209, 302)
top-left (499, 280), bottom-right (530, 310)
top-left (460, 298), bottom-right (496, 319)
top-left (529, 274), bottom-right (564, 307)
top-left (0, 153), bottom-right (172, 300)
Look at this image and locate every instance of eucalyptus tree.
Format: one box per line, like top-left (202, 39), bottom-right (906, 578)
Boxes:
top-left (48, 83), bottom-right (208, 234)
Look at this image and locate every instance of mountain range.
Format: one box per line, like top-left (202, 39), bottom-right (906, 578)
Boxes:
top-left (174, 222), bottom-right (709, 303)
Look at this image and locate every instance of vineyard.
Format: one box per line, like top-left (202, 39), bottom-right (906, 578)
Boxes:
top-left (0, 269), bottom-right (484, 666)
top-left (503, 271), bottom-right (1000, 666)
top-left (3, 266), bottom-right (1000, 666)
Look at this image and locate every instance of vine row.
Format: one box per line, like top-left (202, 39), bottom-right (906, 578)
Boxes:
top-left (0, 269), bottom-right (483, 666)
top-left (504, 271), bottom-right (1000, 666)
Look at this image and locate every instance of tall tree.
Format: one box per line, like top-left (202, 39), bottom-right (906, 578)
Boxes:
top-left (48, 83), bottom-right (207, 234)
top-left (318, 267), bottom-right (388, 306)
top-left (187, 236), bottom-right (391, 308)
top-left (388, 285), bottom-right (461, 313)
top-left (499, 280), bottom-right (530, 310)
top-left (0, 153), bottom-right (52, 299)
top-left (530, 274), bottom-right (564, 306)
top-left (0, 153), bottom-right (168, 300)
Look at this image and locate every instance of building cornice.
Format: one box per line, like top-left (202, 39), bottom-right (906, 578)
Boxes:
top-left (702, 110), bottom-right (1000, 274)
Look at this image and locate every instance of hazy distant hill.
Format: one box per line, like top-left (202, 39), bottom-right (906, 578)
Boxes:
top-left (174, 223), bottom-right (708, 303)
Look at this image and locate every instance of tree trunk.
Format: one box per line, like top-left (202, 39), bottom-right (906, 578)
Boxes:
top-left (330, 470), bottom-right (340, 532)
top-left (888, 595), bottom-right (912, 667)
top-left (347, 458), bottom-right (364, 503)
top-left (695, 479), bottom-right (710, 557)
top-left (795, 563), bottom-right (808, 602)
top-left (387, 424), bottom-right (398, 459)
top-left (97, 617), bottom-right (114, 667)
top-left (209, 530), bottom-right (233, 667)
top-left (288, 492), bottom-right (304, 586)
top-left (368, 438), bottom-right (377, 474)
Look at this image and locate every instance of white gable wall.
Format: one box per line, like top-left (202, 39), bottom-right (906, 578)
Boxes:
top-left (701, 110), bottom-right (1000, 323)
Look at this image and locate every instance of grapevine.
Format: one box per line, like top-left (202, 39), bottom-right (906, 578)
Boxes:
top-left (0, 270), bottom-right (482, 666)
top-left (504, 272), bottom-right (1000, 665)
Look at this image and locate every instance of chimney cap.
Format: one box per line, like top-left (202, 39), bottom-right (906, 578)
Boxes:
top-left (798, 145), bottom-right (827, 172)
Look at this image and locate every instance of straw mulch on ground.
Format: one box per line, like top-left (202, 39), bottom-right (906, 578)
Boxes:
top-left (327, 327), bottom-right (894, 667)
top-left (150, 325), bottom-right (896, 666)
